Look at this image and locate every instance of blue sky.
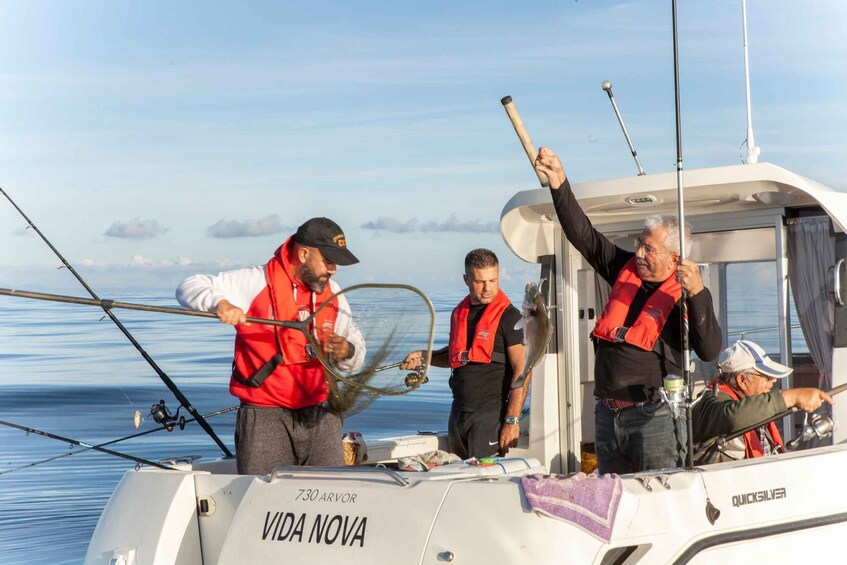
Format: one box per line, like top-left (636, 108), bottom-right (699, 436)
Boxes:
top-left (0, 0), bottom-right (845, 299)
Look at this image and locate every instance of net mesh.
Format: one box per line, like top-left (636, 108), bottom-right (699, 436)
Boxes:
top-left (310, 284), bottom-right (435, 417)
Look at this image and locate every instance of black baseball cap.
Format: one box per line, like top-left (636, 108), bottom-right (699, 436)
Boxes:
top-left (292, 217), bottom-right (359, 266)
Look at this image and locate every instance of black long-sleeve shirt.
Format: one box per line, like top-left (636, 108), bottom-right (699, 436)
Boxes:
top-left (551, 180), bottom-right (722, 402)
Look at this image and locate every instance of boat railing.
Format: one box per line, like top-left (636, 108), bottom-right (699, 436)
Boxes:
top-left (727, 323), bottom-right (802, 340)
top-left (268, 465), bottom-right (410, 487)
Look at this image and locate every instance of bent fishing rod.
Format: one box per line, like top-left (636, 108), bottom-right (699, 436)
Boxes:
top-left (0, 285), bottom-right (431, 394)
top-left (0, 418), bottom-right (177, 471)
top-left (0, 405), bottom-right (238, 476)
top-left (0, 187), bottom-right (232, 458)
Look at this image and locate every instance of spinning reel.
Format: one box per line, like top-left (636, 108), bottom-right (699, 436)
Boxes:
top-left (404, 362), bottom-right (429, 389)
top-left (149, 399), bottom-right (186, 432)
top-left (786, 412), bottom-right (837, 450)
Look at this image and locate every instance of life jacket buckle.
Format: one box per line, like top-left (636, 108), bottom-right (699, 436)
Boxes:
top-left (611, 326), bottom-right (629, 343)
top-left (460, 350), bottom-right (470, 364)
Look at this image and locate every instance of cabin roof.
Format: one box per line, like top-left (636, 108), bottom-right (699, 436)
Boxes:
top-left (500, 162), bottom-right (847, 262)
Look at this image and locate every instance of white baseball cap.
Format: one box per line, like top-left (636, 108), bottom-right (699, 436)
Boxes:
top-left (718, 340), bottom-right (792, 379)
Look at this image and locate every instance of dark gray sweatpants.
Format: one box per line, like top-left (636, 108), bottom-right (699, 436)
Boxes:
top-left (235, 403), bottom-right (343, 475)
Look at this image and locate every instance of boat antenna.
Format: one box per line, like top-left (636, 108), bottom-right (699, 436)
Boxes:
top-left (741, 0), bottom-right (760, 163)
top-left (0, 187), bottom-right (234, 458)
top-left (670, 0), bottom-right (695, 469)
top-left (601, 81), bottom-right (646, 175)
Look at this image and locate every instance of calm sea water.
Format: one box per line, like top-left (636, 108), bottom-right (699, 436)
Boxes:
top-left (0, 274), bottom-right (803, 564)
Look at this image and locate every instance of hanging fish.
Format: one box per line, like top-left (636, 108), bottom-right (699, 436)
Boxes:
top-left (512, 280), bottom-right (553, 390)
top-left (134, 410), bottom-right (142, 429)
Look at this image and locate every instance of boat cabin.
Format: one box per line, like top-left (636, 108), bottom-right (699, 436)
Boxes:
top-left (501, 161), bottom-right (847, 473)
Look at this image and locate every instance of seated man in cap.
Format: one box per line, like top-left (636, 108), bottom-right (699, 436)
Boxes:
top-left (693, 339), bottom-right (833, 464)
top-left (177, 217), bottom-right (365, 474)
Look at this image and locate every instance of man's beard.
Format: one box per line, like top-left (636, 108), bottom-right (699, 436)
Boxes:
top-left (301, 263), bottom-right (330, 293)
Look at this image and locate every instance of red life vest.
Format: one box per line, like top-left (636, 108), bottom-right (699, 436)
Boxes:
top-left (448, 290), bottom-right (511, 369)
top-left (714, 382), bottom-right (785, 458)
top-left (230, 237), bottom-right (339, 409)
top-left (592, 258), bottom-right (682, 351)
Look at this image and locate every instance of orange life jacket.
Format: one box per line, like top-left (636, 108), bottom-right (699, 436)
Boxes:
top-left (448, 290), bottom-right (511, 369)
top-left (714, 382), bottom-right (785, 458)
top-left (230, 237), bottom-right (339, 408)
top-left (592, 258), bottom-right (682, 351)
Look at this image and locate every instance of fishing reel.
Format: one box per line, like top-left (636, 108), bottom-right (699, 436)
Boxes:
top-left (150, 399), bottom-right (186, 432)
top-left (786, 412), bottom-right (837, 451)
top-left (404, 362), bottom-right (429, 389)
top-left (658, 374), bottom-right (706, 419)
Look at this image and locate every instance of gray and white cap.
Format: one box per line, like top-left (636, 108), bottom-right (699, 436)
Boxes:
top-left (718, 340), bottom-right (792, 379)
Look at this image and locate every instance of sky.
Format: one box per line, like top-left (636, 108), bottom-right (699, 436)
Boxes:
top-left (0, 0), bottom-right (845, 299)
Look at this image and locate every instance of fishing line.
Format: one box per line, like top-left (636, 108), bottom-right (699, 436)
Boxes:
top-left (0, 405), bottom-right (238, 476)
top-left (0, 186), bottom-right (233, 458)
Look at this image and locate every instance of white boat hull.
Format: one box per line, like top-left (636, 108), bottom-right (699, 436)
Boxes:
top-left (86, 443), bottom-right (847, 564)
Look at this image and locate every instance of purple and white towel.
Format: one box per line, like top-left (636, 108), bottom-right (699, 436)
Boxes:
top-left (520, 472), bottom-right (623, 542)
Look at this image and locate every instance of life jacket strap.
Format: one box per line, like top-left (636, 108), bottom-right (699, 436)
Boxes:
top-left (455, 350), bottom-right (506, 365)
top-left (231, 353), bottom-right (285, 388)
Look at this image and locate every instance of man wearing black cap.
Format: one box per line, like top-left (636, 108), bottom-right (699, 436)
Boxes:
top-left (177, 217), bottom-right (365, 474)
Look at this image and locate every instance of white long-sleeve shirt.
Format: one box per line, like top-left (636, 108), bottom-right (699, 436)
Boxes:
top-left (176, 267), bottom-right (366, 373)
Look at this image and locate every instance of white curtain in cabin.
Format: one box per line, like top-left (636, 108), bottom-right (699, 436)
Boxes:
top-left (787, 216), bottom-right (834, 389)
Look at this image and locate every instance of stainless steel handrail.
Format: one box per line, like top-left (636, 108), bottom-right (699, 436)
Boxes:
top-left (268, 465), bottom-right (409, 487)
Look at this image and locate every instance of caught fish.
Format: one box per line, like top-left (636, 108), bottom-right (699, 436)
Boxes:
top-left (512, 280), bottom-right (553, 390)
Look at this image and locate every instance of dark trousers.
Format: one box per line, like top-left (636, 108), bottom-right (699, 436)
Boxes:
top-left (235, 403), bottom-right (343, 475)
top-left (594, 400), bottom-right (687, 475)
top-left (447, 403), bottom-right (501, 459)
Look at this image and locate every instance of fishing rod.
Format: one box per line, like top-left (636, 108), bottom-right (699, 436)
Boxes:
top-left (699, 381), bottom-right (847, 458)
top-left (669, 0), bottom-right (695, 469)
top-left (0, 285), bottom-right (432, 393)
top-left (501, 96), bottom-right (549, 187)
top-left (0, 418), bottom-right (177, 471)
top-left (0, 187), bottom-right (233, 458)
top-left (0, 405), bottom-right (238, 476)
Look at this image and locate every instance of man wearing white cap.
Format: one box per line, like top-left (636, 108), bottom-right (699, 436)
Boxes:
top-left (693, 340), bottom-right (833, 464)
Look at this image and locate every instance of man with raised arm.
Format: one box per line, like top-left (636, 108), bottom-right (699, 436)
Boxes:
top-left (693, 339), bottom-right (833, 463)
top-left (401, 249), bottom-right (527, 459)
top-left (176, 217), bottom-right (365, 475)
top-left (534, 147), bottom-right (722, 474)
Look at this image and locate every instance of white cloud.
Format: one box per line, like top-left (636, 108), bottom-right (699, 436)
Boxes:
top-left (362, 213), bottom-right (498, 234)
top-left (419, 214), bottom-right (498, 234)
top-left (104, 218), bottom-right (165, 239)
top-left (361, 217), bottom-right (418, 233)
top-left (206, 214), bottom-right (287, 238)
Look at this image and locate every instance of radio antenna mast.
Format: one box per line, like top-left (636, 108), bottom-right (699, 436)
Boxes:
top-left (602, 81), bottom-right (646, 175)
top-left (742, 0), bottom-right (760, 163)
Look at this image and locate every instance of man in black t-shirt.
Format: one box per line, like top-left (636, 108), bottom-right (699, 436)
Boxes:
top-left (535, 147), bottom-right (722, 475)
top-left (402, 249), bottom-right (527, 459)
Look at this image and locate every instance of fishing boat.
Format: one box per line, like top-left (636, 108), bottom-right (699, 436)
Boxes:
top-left (81, 149), bottom-right (847, 565)
top-left (54, 5), bottom-right (847, 564)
